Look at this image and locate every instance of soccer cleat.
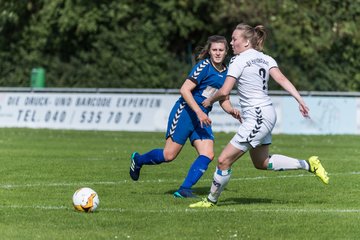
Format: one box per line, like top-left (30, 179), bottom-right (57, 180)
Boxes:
top-left (173, 189), bottom-right (198, 198)
top-left (308, 156), bottom-right (329, 184)
top-left (129, 152), bottom-right (142, 181)
top-left (189, 198), bottom-right (216, 208)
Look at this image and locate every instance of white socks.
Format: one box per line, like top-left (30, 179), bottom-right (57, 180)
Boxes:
top-left (208, 167), bottom-right (232, 203)
top-left (268, 154), bottom-right (309, 171)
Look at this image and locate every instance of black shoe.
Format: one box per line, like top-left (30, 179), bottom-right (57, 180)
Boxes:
top-left (129, 152), bottom-right (141, 181)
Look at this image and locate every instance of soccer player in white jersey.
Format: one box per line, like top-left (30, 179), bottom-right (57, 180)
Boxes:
top-left (129, 36), bottom-right (240, 198)
top-left (190, 23), bottom-right (329, 208)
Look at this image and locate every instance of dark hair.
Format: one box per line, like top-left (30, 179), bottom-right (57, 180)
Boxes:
top-left (235, 23), bottom-right (267, 51)
top-left (197, 35), bottom-right (229, 60)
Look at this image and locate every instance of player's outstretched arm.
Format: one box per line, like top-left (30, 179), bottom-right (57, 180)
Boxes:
top-left (270, 67), bottom-right (310, 118)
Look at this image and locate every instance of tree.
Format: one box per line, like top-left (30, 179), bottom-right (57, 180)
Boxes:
top-left (214, 0), bottom-right (360, 91)
top-left (0, 0), bottom-right (359, 91)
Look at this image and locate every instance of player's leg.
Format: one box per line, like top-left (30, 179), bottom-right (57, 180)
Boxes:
top-left (190, 108), bottom-right (260, 207)
top-left (174, 139), bottom-right (214, 198)
top-left (130, 138), bottom-right (183, 181)
top-left (250, 144), bottom-right (311, 170)
top-left (250, 145), bottom-right (329, 184)
top-left (173, 110), bottom-right (214, 197)
top-left (189, 142), bottom-right (244, 207)
top-left (130, 100), bottom-right (190, 181)
top-left (208, 143), bottom-right (244, 203)
top-left (138, 137), bottom-right (183, 164)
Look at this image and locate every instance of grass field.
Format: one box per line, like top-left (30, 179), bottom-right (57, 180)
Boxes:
top-left (0, 128), bottom-right (359, 239)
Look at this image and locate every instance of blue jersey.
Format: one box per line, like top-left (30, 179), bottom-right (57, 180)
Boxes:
top-left (166, 59), bottom-right (228, 145)
top-left (179, 59), bottom-right (227, 114)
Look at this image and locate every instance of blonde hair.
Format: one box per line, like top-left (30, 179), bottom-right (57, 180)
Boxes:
top-left (235, 23), bottom-right (267, 51)
top-left (197, 35), bottom-right (229, 60)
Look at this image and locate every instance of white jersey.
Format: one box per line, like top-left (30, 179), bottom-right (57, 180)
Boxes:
top-left (227, 49), bottom-right (278, 111)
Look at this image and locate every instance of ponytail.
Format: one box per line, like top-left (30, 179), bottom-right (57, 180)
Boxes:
top-left (235, 23), bottom-right (267, 51)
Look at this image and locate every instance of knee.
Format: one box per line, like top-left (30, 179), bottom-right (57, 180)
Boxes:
top-left (203, 152), bottom-right (215, 161)
top-left (163, 150), bottom-right (177, 162)
top-left (217, 156), bottom-right (230, 170)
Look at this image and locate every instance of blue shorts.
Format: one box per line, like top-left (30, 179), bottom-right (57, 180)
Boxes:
top-left (166, 100), bottom-right (214, 145)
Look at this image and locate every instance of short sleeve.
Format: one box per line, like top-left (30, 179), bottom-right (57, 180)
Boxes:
top-left (268, 56), bottom-right (278, 69)
top-left (227, 55), bottom-right (245, 79)
top-left (187, 59), bottom-right (211, 84)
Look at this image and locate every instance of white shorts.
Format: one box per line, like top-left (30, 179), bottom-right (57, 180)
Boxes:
top-left (230, 105), bottom-right (277, 152)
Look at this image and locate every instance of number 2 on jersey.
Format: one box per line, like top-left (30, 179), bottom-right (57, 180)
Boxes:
top-left (259, 68), bottom-right (266, 90)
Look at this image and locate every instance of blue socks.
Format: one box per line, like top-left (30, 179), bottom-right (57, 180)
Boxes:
top-left (137, 149), bottom-right (166, 166)
top-left (180, 155), bottom-right (211, 190)
top-left (136, 150), bottom-right (211, 190)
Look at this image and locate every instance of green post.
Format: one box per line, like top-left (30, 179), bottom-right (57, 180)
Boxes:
top-left (31, 67), bottom-right (46, 88)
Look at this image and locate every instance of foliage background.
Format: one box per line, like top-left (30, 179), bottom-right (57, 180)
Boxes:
top-left (0, 0), bottom-right (359, 91)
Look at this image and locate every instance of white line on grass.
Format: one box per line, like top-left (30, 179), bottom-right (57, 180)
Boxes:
top-left (1, 204), bottom-right (359, 214)
top-left (0, 171), bottom-right (359, 189)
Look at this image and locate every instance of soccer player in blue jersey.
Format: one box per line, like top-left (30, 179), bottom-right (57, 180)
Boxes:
top-left (190, 23), bottom-right (330, 208)
top-left (129, 35), bottom-right (241, 198)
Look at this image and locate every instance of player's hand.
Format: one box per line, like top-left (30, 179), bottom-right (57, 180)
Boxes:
top-left (229, 108), bottom-right (242, 123)
top-left (202, 99), bottom-right (211, 108)
top-left (197, 111), bottom-right (212, 128)
top-left (299, 103), bottom-right (310, 118)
